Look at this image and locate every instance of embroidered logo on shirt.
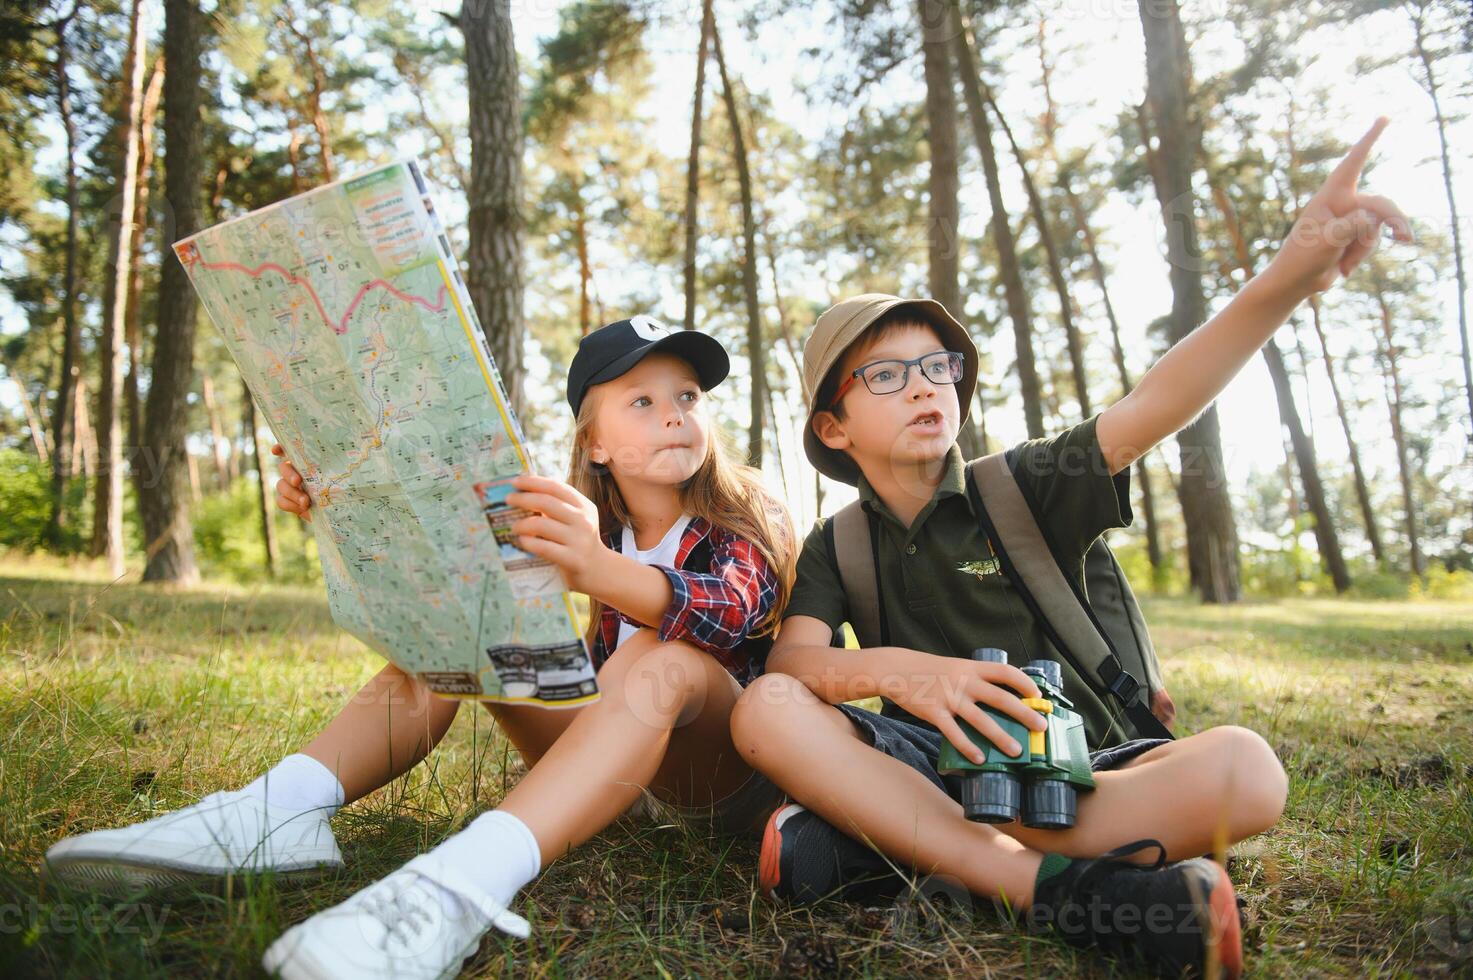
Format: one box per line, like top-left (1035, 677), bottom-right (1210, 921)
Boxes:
top-left (957, 557), bottom-right (1002, 581)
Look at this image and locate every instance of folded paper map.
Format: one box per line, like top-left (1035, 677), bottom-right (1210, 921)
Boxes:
top-left (174, 160), bottom-right (597, 707)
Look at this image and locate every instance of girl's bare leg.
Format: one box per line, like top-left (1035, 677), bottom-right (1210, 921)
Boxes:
top-left (496, 628), bottom-right (753, 865)
top-left (297, 654), bottom-right (592, 808)
top-left (479, 700), bottom-right (583, 768)
top-left (300, 662), bottom-right (462, 805)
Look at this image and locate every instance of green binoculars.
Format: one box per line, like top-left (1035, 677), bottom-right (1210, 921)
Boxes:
top-left (935, 647), bottom-right (1096, 829)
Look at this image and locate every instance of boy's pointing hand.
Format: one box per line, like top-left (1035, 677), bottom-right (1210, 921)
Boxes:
top-left (1264, 116), bottom-right (1415, 300)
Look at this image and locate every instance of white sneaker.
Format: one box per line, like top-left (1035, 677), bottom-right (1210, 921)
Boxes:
top-left (261, 851), bottom-right (529, 980)
top-left (45, 788), bottom-right (343, 891)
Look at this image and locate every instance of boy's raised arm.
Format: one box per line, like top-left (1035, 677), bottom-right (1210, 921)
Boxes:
top-left (1095, 116), bottom-right (1414, 476)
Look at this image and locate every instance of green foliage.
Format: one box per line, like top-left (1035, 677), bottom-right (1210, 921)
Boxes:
top-left (1111, 537), bottom-right (1186, 595)
top-left (190, 477), bottom-right (322, 585)
top-left (1411, 561), bottom-right (1473, 602)
top-left (0, 449), bottom-right (73, 552)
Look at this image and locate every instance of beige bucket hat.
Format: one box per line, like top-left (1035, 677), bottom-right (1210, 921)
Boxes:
top-left (801, 293), bottom-right (978, 486)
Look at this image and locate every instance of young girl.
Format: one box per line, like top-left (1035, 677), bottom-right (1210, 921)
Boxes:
top-left (46, 316), bottom-right (795, 980)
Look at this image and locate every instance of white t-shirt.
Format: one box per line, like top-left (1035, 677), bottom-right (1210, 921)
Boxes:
top-left (614, 513), bottom-right (694, 651)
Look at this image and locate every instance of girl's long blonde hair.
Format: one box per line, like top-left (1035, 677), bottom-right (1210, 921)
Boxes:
top-left (567, 387), bottom-right (796, 645)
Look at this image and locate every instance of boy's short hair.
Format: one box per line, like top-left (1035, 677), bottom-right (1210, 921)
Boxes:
top-left (801, 293), bottom-right (979, 487)
top-left (814, 308), bottom-right (944, 422)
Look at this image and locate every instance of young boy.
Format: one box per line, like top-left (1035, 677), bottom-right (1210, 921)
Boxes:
top-left (730, 117), bottom-right (1412, 977)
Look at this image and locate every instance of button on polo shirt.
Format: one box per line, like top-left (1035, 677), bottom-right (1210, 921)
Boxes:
top-left (782, 415), bottom-right (1137, 748)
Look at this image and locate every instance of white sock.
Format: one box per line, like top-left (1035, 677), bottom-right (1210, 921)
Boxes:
top-left (413, 810), bottom-right (542, 916)
top-left (240, 753), bottom-right (345, 817)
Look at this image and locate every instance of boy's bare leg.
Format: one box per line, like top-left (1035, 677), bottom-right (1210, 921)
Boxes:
top-left (731, 672), bottom-right (1045, 906)
top-left (497, 628), bottom-right (754, 864)
top-left (732, 674), bottom-right (1287, 905)
top-left (996, 726), bottom-right (1287, 862)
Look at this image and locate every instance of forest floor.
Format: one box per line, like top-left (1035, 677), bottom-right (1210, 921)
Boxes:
top-left (2, 555), bottom-right (1471, 978)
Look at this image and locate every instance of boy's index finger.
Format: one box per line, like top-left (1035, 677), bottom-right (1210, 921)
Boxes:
top-left (1328, 116), bottom-right (1388, 194)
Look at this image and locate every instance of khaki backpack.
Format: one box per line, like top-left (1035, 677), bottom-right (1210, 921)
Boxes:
top-left (827, 452), bottom-right (1173, 744)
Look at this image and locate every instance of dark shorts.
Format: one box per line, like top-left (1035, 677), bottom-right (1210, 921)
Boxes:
top-left (834, 702), bottom-right (1171, 796)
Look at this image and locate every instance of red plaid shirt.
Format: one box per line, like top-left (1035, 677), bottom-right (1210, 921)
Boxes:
top-left (591, 516), bottom-right (780, 686)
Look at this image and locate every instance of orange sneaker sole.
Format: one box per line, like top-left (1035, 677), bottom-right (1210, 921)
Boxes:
top-left (1207, 861), bottom-right (1244, 980)
top-left (758, 803), bottom-right (791, 898)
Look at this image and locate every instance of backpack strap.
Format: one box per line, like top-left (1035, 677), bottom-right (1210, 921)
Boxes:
top-left (826, 500), bottom-right (888, 648)
top-left (966, 453), bottom-right (1173, 742)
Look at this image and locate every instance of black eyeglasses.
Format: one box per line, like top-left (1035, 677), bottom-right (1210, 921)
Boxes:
top-left (830, 350), bottom-right (964, 407)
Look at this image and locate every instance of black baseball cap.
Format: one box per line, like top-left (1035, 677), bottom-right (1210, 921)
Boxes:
top-left (566, 315), bottom-right (730, 416)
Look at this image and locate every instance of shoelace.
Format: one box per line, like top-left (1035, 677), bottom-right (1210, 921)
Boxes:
top-left (362, 879), bottom-right (437, 951)
top-left (1067, 837), bottom-right (1169, 896)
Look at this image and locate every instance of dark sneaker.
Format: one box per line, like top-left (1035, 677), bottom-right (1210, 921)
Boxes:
top-left (758, 802), bottom-right (907, 905)
top-left (1029, 838), bottom-right (1243, 979)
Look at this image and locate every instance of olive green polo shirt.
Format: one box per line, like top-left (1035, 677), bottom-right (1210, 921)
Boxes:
top-left (783, 415), bottom-right (1137, 748)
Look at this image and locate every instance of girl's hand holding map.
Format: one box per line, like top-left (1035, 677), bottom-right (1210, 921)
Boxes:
top-left (506, 474), bottom-right (605, 594)
top-left (271, 443), bottom-right (312, 521)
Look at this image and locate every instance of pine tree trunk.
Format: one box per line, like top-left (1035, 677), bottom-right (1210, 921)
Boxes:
top-left (943, 2), bottom-right (1043, 440)
top-left (460, 0), bottom-right (526, 416)
top-left (682, 0), bottom-right (712, 332)
top-left (1038, 13), bottom-right (1165, 575)
top-left (1137, 0), bottom-right (1240, 602)
top-left (140, 0), bottom-right (204, 585)
top-left (1371, 277), bottom-right (1426, 579)
top-left (126, 56), bottom-right (163, 484)
top-left (956, 7), bottom-right (1090, 419)
top-left (1203, 165), bottom-right (1350, 592)
top-left (91, 0), bottom-right (148, 576)
top-left (1264, 339), bottom-right (1350, 590)
top-left (710, 14), bottom-right (764, 467)
top-left (201, 373), bottom-right (232, 488)
top-left (14, 374), bottom-right (51, 464)
top-left (575, 195), bottom-right (591, 336)
top-left (244, 379), bottom-right (278, 577)
top-left (919, 0), bottom-right (985, 456)
top-left (1307, 294), bottom-right (1384, 563)
top-left (47, 6), bottom-right (83, 545)
top-left (1411, 5), bottom-right (1472, 472)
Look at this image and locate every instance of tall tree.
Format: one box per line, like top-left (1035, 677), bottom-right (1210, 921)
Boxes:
top-left (1137, 0), bottom-right (1241, 602)
top-left (92, 0), bottom-right (150, 577)
top-left (244, 380), bottom-right (277, 577)
top-left (956, 7), bottom-right (1091, 420)
top-left (1369, 265), bottom-right (1426, 578)
top-left (682, 0), bottom-right (713, 331)
top-left (1407, 0), bottom-right (1472, 467)
top-left (1308, 293), bottom-right (1385, 563)
top-left (917, 0), bottom-right (986, 456)
top-left (709, 11), bottom-right (765, 466)
top-left (1034, 18), bottom-right (1165, 575)
top-left (941, 1), bottom-right (1043, 440)
top-left (458, 0), bottom-right (527, 415)
top-left (45, 3), bottom-right (83, 545)
top-left (140, 0), bottom-right (205, 584)
top-left (1200, 151), bottom-right (1351, 592)
top-left (1285, 103), bottom-right (1385, 563)
top-left (126, 56), bottom-right (164, 497)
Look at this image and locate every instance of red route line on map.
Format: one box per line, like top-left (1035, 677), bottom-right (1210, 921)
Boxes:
top-left (193, 256), bottom-right (448, 335)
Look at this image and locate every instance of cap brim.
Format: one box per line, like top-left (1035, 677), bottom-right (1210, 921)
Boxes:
top-left (803, 297), bottom-right (977, 487)
top-left (584, 330), bottom-right (730, 397)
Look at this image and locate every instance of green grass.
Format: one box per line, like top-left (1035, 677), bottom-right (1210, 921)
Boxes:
top-left (2, 555), bottom-right (1471, 977)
